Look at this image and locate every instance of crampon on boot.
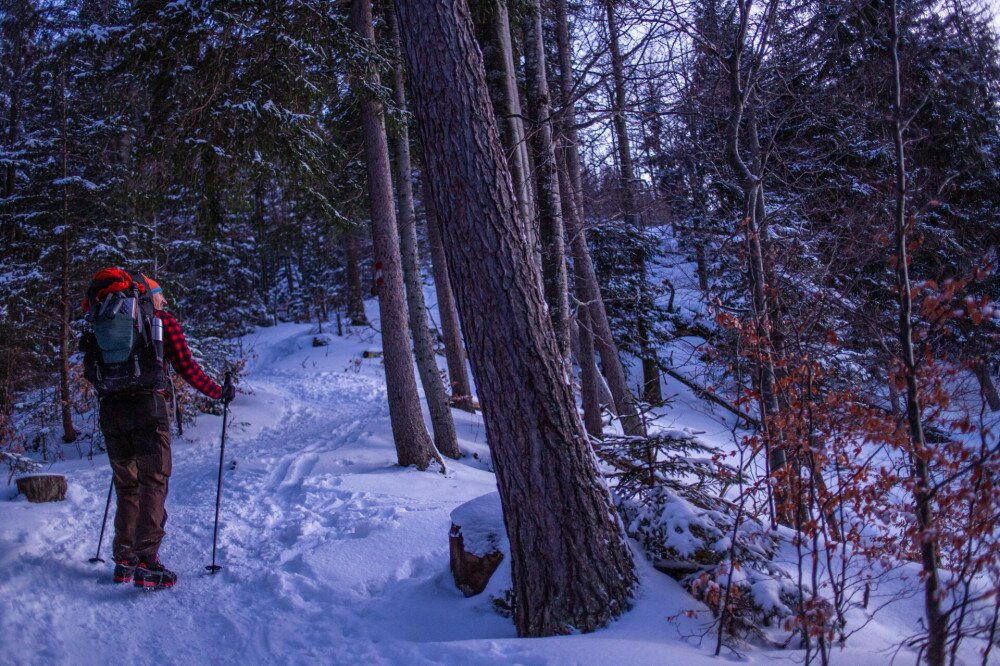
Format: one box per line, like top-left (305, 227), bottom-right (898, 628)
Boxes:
top-left (133, 555), bottom-right (177, 590)
top-left (113, 556), bottom-right (138, 584)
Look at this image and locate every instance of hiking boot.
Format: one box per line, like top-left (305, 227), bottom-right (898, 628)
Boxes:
top-left (113, 556), bottom-right (139, 584)
top-left (133, 555), bottom-right (177, 590)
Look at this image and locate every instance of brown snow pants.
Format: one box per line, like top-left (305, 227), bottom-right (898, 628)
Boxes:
top-left (99, 392), bottom-right (172, 561)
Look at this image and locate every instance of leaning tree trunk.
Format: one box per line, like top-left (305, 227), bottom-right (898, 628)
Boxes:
top-left (386, 7), bottom-right (461, 460)
top-left (521, 0), bottom-right (571, 366)
top-left (605, 0), bottom-right (662, 405)
top-left (560, 148), bottom-right (602, 437)
top-left (351, 0), bottom-right (440, 471)
top-left (395, 0), bottom-right (636, 637)
top-left (555, 0), bottom-right (643, 436)
top-left (424, 188), bottom-right (476, 413)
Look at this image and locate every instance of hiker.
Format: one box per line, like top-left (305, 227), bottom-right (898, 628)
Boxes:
top-left (81, 268), bottom-right (235, 589)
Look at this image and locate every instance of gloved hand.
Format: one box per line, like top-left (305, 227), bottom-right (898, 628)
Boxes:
top-left (220, 373), bottom-right (236, 403)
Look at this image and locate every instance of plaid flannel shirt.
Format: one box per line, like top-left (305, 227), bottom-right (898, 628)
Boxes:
top-left (156, 310), bottom-right (221, 399)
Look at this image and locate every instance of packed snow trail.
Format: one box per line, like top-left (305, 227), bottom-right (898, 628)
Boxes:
top-left (0, 318), bottom-right (959, 665)
top-left (0, 322), bottom-right (690, 665)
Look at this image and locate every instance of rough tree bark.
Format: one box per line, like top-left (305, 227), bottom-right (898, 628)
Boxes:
top-left (521, 0), bottom-right (571, 365)
top-left (554, 0), bottom-right (643, 436)
top-left (386, 6), bottom-right (460, 460)
top-left (424, 189), bottom-right (476, 413)
top-left (395, 0), bottom-right (636, 636)
top-left (605, 0), bottom-right (662, 405)
top-left (888, 3), bottom-right (945, 663)
top-left (351, 0), bottom-right (440, 471)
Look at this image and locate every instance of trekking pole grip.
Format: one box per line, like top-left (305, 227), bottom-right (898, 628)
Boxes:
top-left (223, 371), bottom-right (233, 404)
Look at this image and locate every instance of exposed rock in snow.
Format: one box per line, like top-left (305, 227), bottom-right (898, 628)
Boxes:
top-left (311, 334), bottom-right (334, 347)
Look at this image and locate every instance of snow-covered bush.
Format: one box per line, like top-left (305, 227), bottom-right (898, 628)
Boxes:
top-left (599, 431), bottom-right (799, 643)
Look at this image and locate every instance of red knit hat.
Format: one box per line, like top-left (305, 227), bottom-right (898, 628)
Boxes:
top-left (82, 268), bottom-right (163, 312)
top-left (144, 276), bottom-right (165, 303)
top-left (82, 267), bottom-right (135, 312)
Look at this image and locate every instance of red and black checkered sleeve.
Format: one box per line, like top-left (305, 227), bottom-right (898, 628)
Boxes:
top-left (157, 311), bottom-right (222, 400)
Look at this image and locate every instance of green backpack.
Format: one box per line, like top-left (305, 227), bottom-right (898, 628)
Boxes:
top-left (81, 269), bottom-right (167, 397)
top-left (94, 294), bottom-right (141, 363)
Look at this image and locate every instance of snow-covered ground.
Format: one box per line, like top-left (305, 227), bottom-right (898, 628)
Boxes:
top-left (0, 294), bottom-right (985, 665)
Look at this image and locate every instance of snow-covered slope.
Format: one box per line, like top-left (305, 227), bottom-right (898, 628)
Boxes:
top-left (0, 315), bottom-right (701, 665)
top-left (0, 297), bottom-right (971, 665)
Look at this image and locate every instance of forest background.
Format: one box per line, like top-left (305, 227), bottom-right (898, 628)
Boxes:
top-left (2, 0), bottom-right (1000, 663)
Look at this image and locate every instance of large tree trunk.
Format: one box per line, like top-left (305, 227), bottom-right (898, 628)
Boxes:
top-left (395, 0), bottom-right (636, 636)
top-left (386, 7), bottom-right (460, 460)
top-left (351, 0), bottom-right (440, 471)
top-left (521, 0), bottom-right (571, 365)
top-left (553, 0), bottom-right (643, 436)
top-left (424, 189), bottom-right (476, 413)
top-left (605, 0), bottom-right (662, 405)
top-left (889, 4), bottom-right (944, 663)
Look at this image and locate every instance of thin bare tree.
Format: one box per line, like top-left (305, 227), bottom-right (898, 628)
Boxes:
top-left (888, 1), bottom-right (945, 661)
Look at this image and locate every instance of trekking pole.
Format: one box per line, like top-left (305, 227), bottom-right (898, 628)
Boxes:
top-left (89, 477), bottom-right (114, 564)
top-left (206, 372), bottom-right (233, 573)
top-left (170, 371), bottom-right (183, 437)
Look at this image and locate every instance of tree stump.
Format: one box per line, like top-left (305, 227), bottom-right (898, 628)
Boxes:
top-left (449, 492), bottom-right (506, 597)
top-left (16, 474), bottom-right (68, 503)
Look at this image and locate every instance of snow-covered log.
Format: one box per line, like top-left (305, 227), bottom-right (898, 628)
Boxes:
top-left (449, 492), bottom-right (506, 597)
